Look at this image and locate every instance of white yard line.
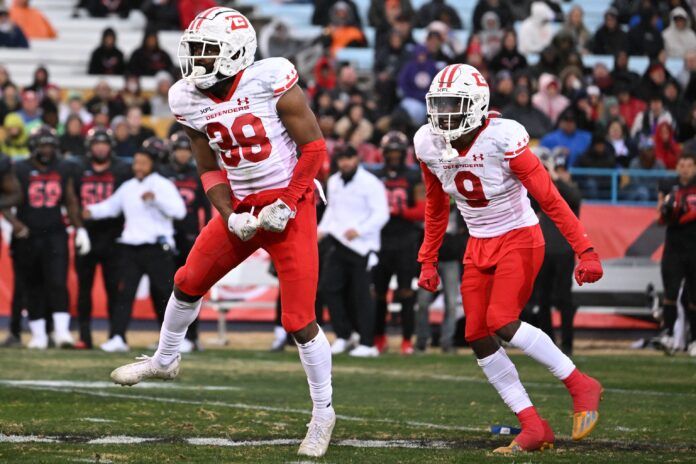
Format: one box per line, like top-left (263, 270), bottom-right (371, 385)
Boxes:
top-left (0, 380), bottom-right (240, 391)
top-left (81, 418), bottom-right (116, 423)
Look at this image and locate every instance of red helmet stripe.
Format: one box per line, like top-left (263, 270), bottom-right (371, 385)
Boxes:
top-left (191, 7), bottom-right (226, 30)
top-left (445, 64), bottom-right (462, 87)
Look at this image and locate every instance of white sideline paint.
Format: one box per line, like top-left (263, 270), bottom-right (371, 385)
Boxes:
top-left (87, 436), bottom-right (157, 444)
top-left (81, 418), bottom-right (116, 423)
top-left (187, 438), bottom-right (299, 447)
top-left (0, 434), bottom-right (59, 443)
top-left (0, 380), bottom-right (240, 391)
top-left (6, 385), bottom-right (486, 433)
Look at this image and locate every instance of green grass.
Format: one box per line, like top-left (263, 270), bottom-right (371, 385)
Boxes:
top-left (1, 345), bottom-right (695, 463)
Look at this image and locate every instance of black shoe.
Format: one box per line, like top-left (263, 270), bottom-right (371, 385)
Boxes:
top-left (2, 334), bottom-right (22, 348)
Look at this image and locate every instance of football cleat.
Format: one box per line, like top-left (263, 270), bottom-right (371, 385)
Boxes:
top-left (52, 331), bottom-right (75, 349)
top-left (348, 345), bottom-right (379, 358)
top-left (110, 354), bottom-right (181, 386)
top-left (493, 417), bottom-right (554, 454)
top-left (179, 338), bottom-right (196, 354)
top-left (374, 334), bottom-right (388, 354)
top-left (330, 338), bottom-right (349, 355)
top-left (564, 369), bottom-right (603, 441)
top-left (298, 411), bottom-right (336, 458)
top-left (401, 339), bottom-right (414, 355)
top-left (100, 335), bottom-right (130, 353)
top-left (27, 336), bottom-right (48, 350)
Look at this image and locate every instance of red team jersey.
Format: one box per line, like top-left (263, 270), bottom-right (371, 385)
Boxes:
top-left (168, 57), bottom-right (299, 201)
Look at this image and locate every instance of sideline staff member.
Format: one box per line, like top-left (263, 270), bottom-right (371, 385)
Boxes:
top-left (85, 148), bottom-right (186, 352)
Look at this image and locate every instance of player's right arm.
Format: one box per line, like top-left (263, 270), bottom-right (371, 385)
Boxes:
top-left (0, 163), bottom-right (22, 209)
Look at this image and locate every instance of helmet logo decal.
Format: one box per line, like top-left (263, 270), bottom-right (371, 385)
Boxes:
top-left (226, 14), bottom-right (249, 31)
top-left (472, 72), bottom-right (488, 87)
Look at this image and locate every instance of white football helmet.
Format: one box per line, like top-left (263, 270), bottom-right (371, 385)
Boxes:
top-left (426, 64), bottom-right (490, 145)
top-left (178, 7), bottom-right (257, 89)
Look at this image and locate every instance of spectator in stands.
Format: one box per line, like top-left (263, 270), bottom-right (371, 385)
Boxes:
top-left (663, 7), bottom-right (696, 58)
top-left (677, 50), bottom-right (696, 90)
top-left (397, 45), bottom-right (440, 126)
top-left (177, 0), bottom-right (217, 30)
top-left (313, 0), bottom-right (362, 28)
top-left (532, 73), bottom-right (569, 124)
top-left (59, 114), bottom-right (87, 157)
top-left (324, 1), bottom-right (367, 56)
top-left (0, 4), bottom-right (27, 48)
top-left (142, 0), bottom-right (180, 31)
top-left (575, 133), bottom-right (617, 199)
top-left (631, 95), bottom-right (674, 139)
top-left (335, 104), bottom-right (373, 147)
top-left (1, 112), bottom-right (28, 157)
top-left (679, 102), bottom-right (696, 143)
top-left (9, 0), bottom-right (55, 39)
top-left (540, 109), bottom-right (592, 166)
top-left (59, 91), bottom-right (92, 126)
top-left (127, 29), bottom-right (175, 77)
top-left (86, 81), bottom-right (125, 118)
top-left (329, 63), bottom-right (361, 115)
top-left (518, 1), bottom-right (555, 55)
top-left (617, 83), bottom-right (646, 128)
top-left (0, 83), bottom-right (20, 122)
top-left (85, 0), bottom-right (132, 18)
top-left (611, 51), bottom-right (640, 90)
top-left (628, 6), bottom-right (665, 58)
top-left (119, 75), bottom-right (152, 116)
top-left (17, 90), bottom-right (40, 128)
top-left (654, 120), bottom-right (682, 169)
top-left (623, 135), bottom-right (665, 202)
top-left (25, 66), bottom-right (50, 101)
top-left (374, 30), bottom-right (409, 115)
top-left (319, 145), bottom-right (389, 358)
top-left (88, 28), bottom-right (126, 75)
top-left (606, 118), bottom-right (637, 168)
top-left (428, 21), bottom-right (462, 61)
top-left (40, 99), bottom-right (60, 133)
top-left (559, 5), bottom-right (590, 54)
top-left (489, 29), bottom-right (526, 74)
top-left (258, 20), bottom-right (307, 60)
top-left (125, 106), bottom-right (155, 148)
top-left (391, 11), bottom-right (415, 44)
top-left (111, 115), bottom-right (137, 157)
top-left (638, 62), bottom-right (671, 102)
top-left (479, 11), bottom-right (504, 61)
top-left (424, 30), bottom-right (449, 65)
top-left (664, 81), bottom-right (690, 131)
top-left (591, 8), bottom-right (629, 55)
top-left (502, 85), bottom-right (552, 138)
top-left (489, 70), bottom-right (513, 110)
top-left (416, 0), bottom-right (462, 29)
top-left (368, 0), bottom-right (414, 44)
top-left (150, 71), bottom-right (172, 118)
top-left (472, 0), bottom-right (512, 33)
top-left (0, 65), bottom-right (12, 90)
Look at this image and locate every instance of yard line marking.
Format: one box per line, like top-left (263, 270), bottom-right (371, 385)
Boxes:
top-left (0, 380), bottom-right (240, 391)
top-left (187, 438), bottom-right (299, 447)
top-left (8, 385), bottom-right (486, 433)
top-left (87, 436), bottom-right (158, 444)
top-left (81, 418), bottom-right (116, 423)
top-left (0, 434), bottom-right (59, 443)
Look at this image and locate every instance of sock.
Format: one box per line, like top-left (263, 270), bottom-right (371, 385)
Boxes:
top-left (509, 321), bottom-right (576, 381)
top-left (663, 303), bottom-right (677, 336)
top-left (28, 319), bottom-right (47, 340)
top-left (296, 327), bottom-right (334, 420)
top-left (52, 312), bottom-right (71, 336)
top-left (153, 293), bottom-right (202, 367)
top-left (477, 347), bottom-right (533, 414)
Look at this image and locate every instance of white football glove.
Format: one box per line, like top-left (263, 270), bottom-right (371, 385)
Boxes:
top-left (75, 227), bottom-right (91, 256)
top-left (228, 212), bottom-right (259, 241)
top-left (257, 199), bottom-right (295, 233)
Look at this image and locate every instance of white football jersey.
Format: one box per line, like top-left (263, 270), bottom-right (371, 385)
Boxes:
top-left (414, 117), bottom-right (538, 238)
top-left (169, 57), bottom-right (300, 200)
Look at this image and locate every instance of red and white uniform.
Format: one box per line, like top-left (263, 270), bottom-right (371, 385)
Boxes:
top-left (168, 58), bottom-right (321, 332)
top-left (416, 118), bottom-right (592, 342)
top-left (169, 57), bottom-right (299, 202)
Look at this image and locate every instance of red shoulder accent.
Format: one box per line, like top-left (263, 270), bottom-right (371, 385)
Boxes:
top-left (274, 69), bottom-right (299, 96)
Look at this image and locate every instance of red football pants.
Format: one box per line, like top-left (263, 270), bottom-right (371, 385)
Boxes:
top-left (461, 226), bottom-right (545, 342)
top-left (174, 191), bottom-right (319, 333)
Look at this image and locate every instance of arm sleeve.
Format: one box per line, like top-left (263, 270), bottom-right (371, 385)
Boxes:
top-left (355, 178), bottom-right (390, 237)
top-left (152, 179), bottom-right (187, 220)
top-left (88, 183), bottom-right (125, 219)
top-left (417, 162), bottom-right (450, 264)
top-left (279, 138), bottom-right (326, 209)
top-left (400, 199), bottom-right (426, 222)
top-left (509, 148), bottom-right (593, 256)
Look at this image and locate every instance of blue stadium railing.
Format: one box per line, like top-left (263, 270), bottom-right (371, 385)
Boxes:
top-left (568, 168), bottom-right (676, 205)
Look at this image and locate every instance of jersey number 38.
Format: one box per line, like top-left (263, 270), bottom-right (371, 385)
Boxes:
top-left (206, 114), bottom-right (271, 167)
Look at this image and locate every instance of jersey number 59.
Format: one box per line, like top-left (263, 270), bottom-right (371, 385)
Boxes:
top-left (206, 114), bottom-right (272, 167)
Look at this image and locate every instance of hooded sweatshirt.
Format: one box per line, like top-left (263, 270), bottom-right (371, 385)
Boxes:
top-left (663, 7), bottom-right (696, 58)
top-left (518, 2), bottom-right (555, 54)
top-left (1, 112), bottom-right (29, 158)
top-left (653, 120), bottom-right (682, 169)
top-left (397, 45), bottom-right (438, 101)
top-left (532, 73), bottom-right (570, 123)
top-left (9, 0), bottom-right (56, 39)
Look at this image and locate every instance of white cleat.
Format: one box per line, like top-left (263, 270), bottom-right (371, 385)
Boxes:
top-left (298, 412), bottom-right (336, 458)
top-left (110, 354), bottom-right (181, 386)
top-left (52, 331), bottom-right (75, 348)
top-left (330, 338), bottom-right (349, 355)
top-left (27, 336), bottom-right (48, 350)
top-left (688, 341), bottom-right (696, 357)
top-left (348, 344), bottom-right (379, 358)
top-left (100, 335), bottom-right (130, 353)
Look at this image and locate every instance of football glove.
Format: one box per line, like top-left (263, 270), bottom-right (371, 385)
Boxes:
top-left (75, 227), bottom-right (91, 256)
top-left (574, 249), bottom-right (603, 286)
top-left (228, 212), bottom-right (259, 241)
top-left (418, 262), bottom-right (440, 292)
top-left (258, 199), bottom-right (295, 233)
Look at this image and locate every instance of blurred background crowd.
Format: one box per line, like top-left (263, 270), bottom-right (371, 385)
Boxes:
top-left (0, 0), bottom-right (695, 356)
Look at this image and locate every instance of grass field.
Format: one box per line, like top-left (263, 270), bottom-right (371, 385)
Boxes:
top-left (1, 336), bottom-right (695, 463)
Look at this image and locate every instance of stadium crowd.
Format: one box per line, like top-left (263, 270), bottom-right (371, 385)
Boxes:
top-left (0, 0), bottom-right (695, 356)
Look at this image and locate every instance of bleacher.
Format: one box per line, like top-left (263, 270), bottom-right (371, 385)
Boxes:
top-left (0, 0), bottom-right (181, 91)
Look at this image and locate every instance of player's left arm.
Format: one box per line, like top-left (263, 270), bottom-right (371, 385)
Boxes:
top-left (399, 179), bottom-right (426, 222)
top-left (0, 166), bottom-right (22, 209)
top-left (256, 84), bottom-right (326, 233)
top-left (509, 148), bottom-right (603, 285)
top-left (64, 176), bottom-right (91, 255)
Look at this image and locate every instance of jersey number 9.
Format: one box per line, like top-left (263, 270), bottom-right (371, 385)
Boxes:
top-left (206, 114), bottom-right (272, 167)
top-left (454, 171), bottom-right (489, 208)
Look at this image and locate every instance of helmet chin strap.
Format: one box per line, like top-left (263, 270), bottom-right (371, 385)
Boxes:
top-left (442, 131), bottom-right (459, 160)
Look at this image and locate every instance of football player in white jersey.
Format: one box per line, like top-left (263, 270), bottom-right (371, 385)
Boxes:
top-left (109, 8), bottom-right (335, 457)
top-left (415, 64), bottom-right (605, 453)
